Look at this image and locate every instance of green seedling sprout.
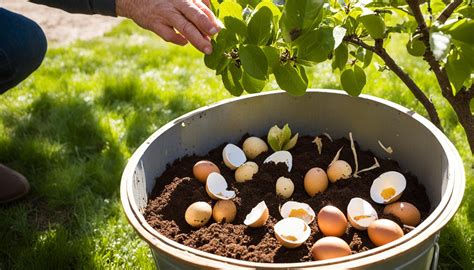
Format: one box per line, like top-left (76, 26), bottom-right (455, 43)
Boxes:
top-left (267, 124), bottom-right (298, 151)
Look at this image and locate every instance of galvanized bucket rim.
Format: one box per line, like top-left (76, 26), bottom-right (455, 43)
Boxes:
top-left (121, 89), bottom-right (465, 269)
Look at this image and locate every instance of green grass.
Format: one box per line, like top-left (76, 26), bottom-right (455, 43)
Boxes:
top-left (0, 20), bottom-right (472, 269)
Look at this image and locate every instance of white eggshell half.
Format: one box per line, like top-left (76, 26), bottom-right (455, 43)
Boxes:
top-left (274, 217), bottom-right (311, 248)
top-left (244, 201), bottom-right (268, 226)
top-left (222, 144), bottom-right (247, 170)
top-left (347, 197), bottom-right (378, 230)
top-left (280, 201), bottom-right (315, 224)
top-left (370, 171), bottom-right (407, 204)
top-left (263, 151), bottom-right (293, 172)
top-left (206, 172), bottom-right (236, 200)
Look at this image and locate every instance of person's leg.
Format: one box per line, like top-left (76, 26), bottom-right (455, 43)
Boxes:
top-left (0, 8), bottom-right (47, 93)
top-left (0, 8), bottom-right (46, 202)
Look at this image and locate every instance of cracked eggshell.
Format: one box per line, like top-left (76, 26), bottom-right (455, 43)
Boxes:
top-left (264, 151), bottom-right (292, 172)
top-left (276, 177), bottom-right (294, 198)
top-left (317, 205), bottom-right (348, 237)
top-left (222, 143), bottom-right (247, 170)
top-left (383, 202), bottom-right (421, 226)
top-left (368, 219), bottom-right (404, 247)
top-left (213, 200), bottom-right (237, 223)
top-left (370, 171), bottom-right (407, 204)
top-left (205, 172), bottom-right (236, 200)
top-left (242, 137), bottom-right (268, 159)
top-left (235, 162), bottom-right (259, 183)
top-left (244, 201), bottom-right (269, 228)
top-left (185, 201), bottom-right (212, 228)
top-left (274, 217), bottom-right (311, 249)
top-left (327, 160), bottom-right (352, 183)
top-left (193, 160), bottom-right (220, 183)
top-left (304, 167), bottom-right (328, 196)
top-left (347, 197), bottom-right (378, 230)
top-left (311, 237), bottom-right (352, 260)
top-left (280, 201), bottom-right (315, 224)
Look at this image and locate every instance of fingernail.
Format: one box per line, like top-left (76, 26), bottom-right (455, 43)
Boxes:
top-left (204, 46), bottom-right (213, 55)
top-left (209, 27), bottom-right (219, 35)
top-left (216, 19), bottom-right (225, 29)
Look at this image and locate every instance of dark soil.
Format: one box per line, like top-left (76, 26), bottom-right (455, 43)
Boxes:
top-left (144, 135), bottom-right (431, 263)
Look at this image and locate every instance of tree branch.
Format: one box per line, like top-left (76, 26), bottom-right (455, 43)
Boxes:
top-left (344, 36), bottom-right (443, 130)
top-left (437, 0), bottom-right (463, 23)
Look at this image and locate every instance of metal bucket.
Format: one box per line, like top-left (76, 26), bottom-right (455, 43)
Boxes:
top-left (121, 90), bottom-right (465, 269)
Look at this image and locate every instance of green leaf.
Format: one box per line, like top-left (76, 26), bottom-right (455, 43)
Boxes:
top-left (237, 0), bottom-right (260, 8)
top-left (406, 36), bottom-right (426, 57)
top-left (256, 1), bottom-right (282, 19)
top-left (333, 26), bottom-right (347, 49)
top-left (242, 71), bottom-right (266, 93)
top-left (219, 1), bottom-right (243, 20)
top-left (204, 40), bottom-right (226, 70)
top-left (273, 63), bottom-right (308, 96)
top-left (333, 43), bottom-right (348, 70)
top-left (457, 6), bottom-right (474, 19)
top-left (221, 64), bottom-right (244, 96)
top-left (210, 0), bottom-right (219, 14)
top-left (446, 51), bottom-right (470, 95)
top-left (239, 45), bottom-right (268, 80)
top-left (340, 65), bottom-right (366, 96)
top-left (267, 125), bottom-right (284, 151)
top-left (296, 28), bottom-right (335, 63)
top-left (283, 133), bottom-right (298, 150)
top-left (359, 14), bottom-right (386, 39)
top-left (430, 32), bottom-right (451, 61)
top-left (363, 50), bottom-right (373, 68)
top-left (247, 6), bottom-right (273, 45)
top-left (470, 98), bottom-right (474, 113)
top-left (280, 0), bottom-right (325, 41)
top-left (443, 19), bottom-right (474, 45)
top-left (282, 124), bottom-right (292, 143)
top-left (224, 17), bottom-right (247, 40)
top-left (262, 46), bottom-right (280, 73)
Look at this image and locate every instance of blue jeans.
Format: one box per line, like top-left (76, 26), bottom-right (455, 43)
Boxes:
top-left (0, 8), bottom-right (47, 94)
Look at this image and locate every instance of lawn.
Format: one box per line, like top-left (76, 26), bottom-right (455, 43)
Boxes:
top-left (0, 20), bottom-right (472, 269)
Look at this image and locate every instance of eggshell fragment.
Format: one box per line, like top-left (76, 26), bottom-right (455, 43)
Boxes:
top-left (311, 237), bottom-right (351, 260)
top-left (274, 217), bottom-right (311, 248)
top-left (317, 205), bottom-right (348, 237)
top-left (368, 219), bottom-right (404, 246)
top-left (235, 162), bottom-right (259, 183)
top-left (383, 202), bottom-right (421, 226)
top-left (205, 172), bottom-right (236, 200)
top-left (280, 201), bottom-right (315, 224)
top-left (304, 167), bottom-right (328, 196)
top-left (193, 160), bottom-right (220, 183)
top-left (185, 202), bottom-right (212, 228)
top-left (244, 201), bottom-right (269, 228)
top-left (264, 151), bottom-right (292, 172)
top-left (222, 143), bottom-right (247, 170)
top-left (347, 197), bottom-right (378, 230)
top-left (275, 177), bottom-right (294, 198)
top-left (370, 171), bottom-right (406, 204)
top-left (327, 160), bottom-right (352, 183)
top-left (213, 200), bottom-right (237, 223)
top-left (242, 137), bottom-right (268, 159)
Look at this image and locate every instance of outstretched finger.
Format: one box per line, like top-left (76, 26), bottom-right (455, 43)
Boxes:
top-left (178, 1), bottom-right (220, 36)
top-left (169, 13), bottom-right (213, 54)
top-left (193, 0), bottom-right (222, 29)
top-left (149, 22), bottom-right (188, 46)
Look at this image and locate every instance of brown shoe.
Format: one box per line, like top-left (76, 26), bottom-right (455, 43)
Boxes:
top-left (0, 164), bottom-right (30, 203)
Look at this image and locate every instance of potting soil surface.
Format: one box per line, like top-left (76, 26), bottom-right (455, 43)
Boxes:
top-left (144, 135), bottom-right (431, 263)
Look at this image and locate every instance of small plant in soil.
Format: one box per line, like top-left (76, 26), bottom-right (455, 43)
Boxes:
top-left (145, 124), bottom-right (427, 263)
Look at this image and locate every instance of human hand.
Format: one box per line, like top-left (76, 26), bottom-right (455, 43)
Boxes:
top-left (116, 0), bottom-right (222, 54)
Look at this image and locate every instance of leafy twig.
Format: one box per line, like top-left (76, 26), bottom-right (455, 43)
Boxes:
top-left (344, 35), bottom-right (443, 131)
top-left (437, 0), bottom-right (463, 23)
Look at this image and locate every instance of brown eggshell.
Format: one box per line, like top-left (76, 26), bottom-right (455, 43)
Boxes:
top-left (248, 207), bottom-right (269, 228)
top-left (383, 202), bottom-right (421, 226)
top-left (185, 202), bottom-right (212, 228)
top-left (304, 167), bottom-right (328, 197)
top-left (193, 160), bottom-right (220, 183)
top-left (213, 200), bottom-right (237, 223)
top-left (317, 206), bottom-right (347, 237)
top-left (368, 219), bottom-right (404, 246)
top-left (311, 237), bottom-right (351, 260)
top-left (327, 160), bottom-right (352, 183)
